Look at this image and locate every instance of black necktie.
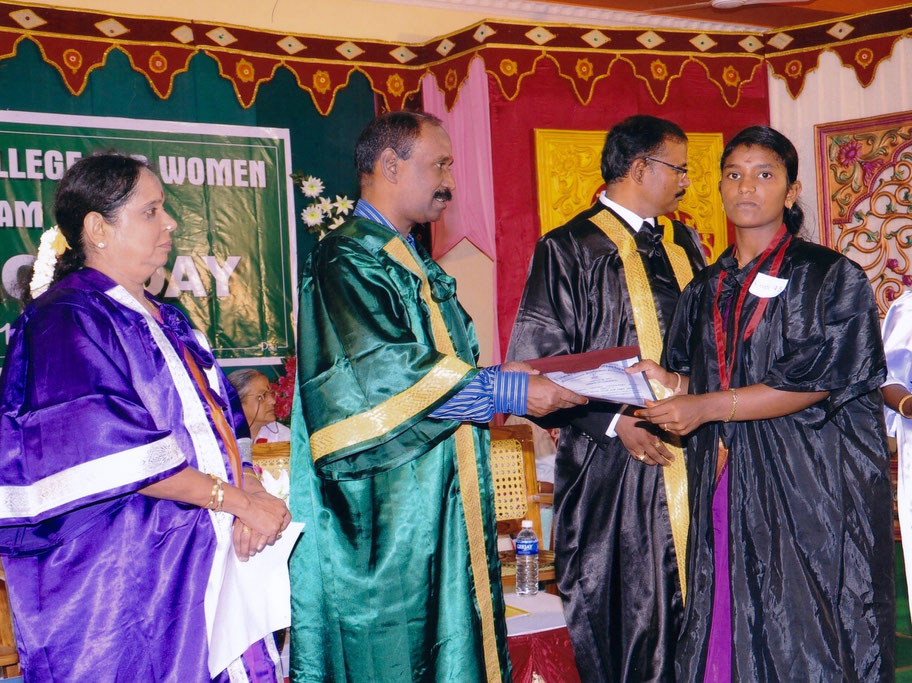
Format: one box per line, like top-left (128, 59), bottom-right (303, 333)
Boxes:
top-left (634, 220), bottom-right (675, 289)
top-left (634, 221), bottom-right (664, 260)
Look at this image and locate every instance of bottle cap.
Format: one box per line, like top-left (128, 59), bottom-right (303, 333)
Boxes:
top-left (521, 520), bottom-right (533, 528)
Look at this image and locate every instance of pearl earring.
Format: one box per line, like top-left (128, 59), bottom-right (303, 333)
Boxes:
top-left (97, 242), bottom-right (106, 248)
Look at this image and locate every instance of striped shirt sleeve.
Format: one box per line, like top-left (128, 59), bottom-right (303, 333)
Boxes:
top-left (429, 367), bottom-right (528, 422)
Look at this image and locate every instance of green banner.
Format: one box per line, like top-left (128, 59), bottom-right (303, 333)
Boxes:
top-left (0, 111), bottom-right (296, 364)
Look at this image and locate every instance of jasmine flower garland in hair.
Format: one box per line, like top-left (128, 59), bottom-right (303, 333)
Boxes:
top-left (29, 225), bottom-right (69, 298)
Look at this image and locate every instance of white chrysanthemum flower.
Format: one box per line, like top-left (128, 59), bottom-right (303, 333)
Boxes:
top-left (317, 197), bottom-right (334, 214)
top-left (299, 175), bottom-right (324, 198)
top-left (301, 205), bottom-right (324, 227)
top-left (334, 195), bottom-right (354, 216)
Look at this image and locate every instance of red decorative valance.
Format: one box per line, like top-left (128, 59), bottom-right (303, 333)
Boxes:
top-left (0, 1), bottom-right (906, 113)
top-left (764, 5), bottom-right (912, 98)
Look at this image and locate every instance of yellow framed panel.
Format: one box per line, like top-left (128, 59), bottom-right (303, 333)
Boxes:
top-left (534, 129), bottom-right (728, 263)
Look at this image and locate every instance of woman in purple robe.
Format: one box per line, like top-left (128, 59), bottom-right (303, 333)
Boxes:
top-left (633, 127), bottom-right (893, 680)
top-left (0, 154), bottom-right (291, 681)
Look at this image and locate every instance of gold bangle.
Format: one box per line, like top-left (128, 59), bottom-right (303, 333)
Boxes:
top-left (899, 394), bottom-right (912, 419)
top-left (214, 480), bottom-right (225, 512)
top-left (722, 388), bottom-right (738, 423)
top-left (672, 372), bottom-right (683, 395)
top-left (206, 473), bottom-right (224, 511)
top-left (206, 479), bottom-right (218, 509)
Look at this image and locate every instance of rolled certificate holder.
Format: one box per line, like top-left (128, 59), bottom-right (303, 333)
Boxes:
top-left (524, 346), bottom-right (657, 407)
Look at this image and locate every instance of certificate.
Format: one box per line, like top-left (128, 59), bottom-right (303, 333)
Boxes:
top-left (525, 346), bottom-right (656, 407)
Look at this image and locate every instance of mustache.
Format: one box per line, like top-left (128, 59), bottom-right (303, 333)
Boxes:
top-left (434, 188), bottom-right (453, 202)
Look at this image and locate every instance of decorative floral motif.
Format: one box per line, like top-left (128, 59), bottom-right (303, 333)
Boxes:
top-left (650, 59), bottom-right (667, 81)
top-left (821, 121), bottom-right (912, 315)
top-left (236, 58), bottom-right (255, 83)
top-left (317, 197), bottom-right (334, 215)
top-left (299, 175), bottom-right (324, 198)
top-left (444, 68), bottom-right (458, 91)
top-left (63, 48), bottom-right (82, 73)
top-left (855, 47), bottom-right (874, 68)
top-left (291, 172), bottom-right (353, 239)
top-left (271, 355), bottom-right (296, 424)
top-left (386, 73), bottom-right (404, 96)
top-left (836, 139), bottom-right (861, 167)
top-left (499, 59), bottom-right (518, 77)
top-left (722, 65), bottom-right (740, 87)
top-left (334, 196), bottom-right (354, 215)
top-left (784, 59), bottom-right (803, 78)
top-left (301, 205), bottom-right (323, 227)
top-left (861, 160), bottom-right (881, 184)
top-left (312, 70), bottom-right (331, 94)
top-left (575, 58), bottom-right (593, 81)
top-left (148, 51), bottom-right (167, 74)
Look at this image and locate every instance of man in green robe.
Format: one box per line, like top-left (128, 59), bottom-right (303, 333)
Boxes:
top-left (288, 112), bottom-right (583, 682)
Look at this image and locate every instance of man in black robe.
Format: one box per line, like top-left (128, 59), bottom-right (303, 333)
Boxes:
top-left (507, 115), bottom-right (705, 682)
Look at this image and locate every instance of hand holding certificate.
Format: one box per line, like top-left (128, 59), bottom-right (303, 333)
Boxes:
top-left (525, 346), bottom-right (656, 407)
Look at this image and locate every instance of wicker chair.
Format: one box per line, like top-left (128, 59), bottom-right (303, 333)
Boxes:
top-left (489, 424), bottom-right (556, 591)
top-left (251, 441), bottom-right (291, 503)
top-left (0, 565), bottom-right (19, 677)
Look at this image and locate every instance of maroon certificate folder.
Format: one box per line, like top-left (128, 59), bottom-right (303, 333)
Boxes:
top-left (524, 345), bottom-right (641, 374)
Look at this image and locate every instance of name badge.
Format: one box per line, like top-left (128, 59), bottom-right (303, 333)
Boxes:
top-left (749, 272), bottom-right (788, 298)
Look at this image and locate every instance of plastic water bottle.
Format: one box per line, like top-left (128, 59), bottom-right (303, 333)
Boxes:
top-left (515, 520), bottom-right (539, 596)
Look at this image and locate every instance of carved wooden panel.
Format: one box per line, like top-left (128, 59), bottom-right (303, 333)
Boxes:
top-left (534, 128), bottom-right (728, 262)
top-left (815, 111), bottom-right (912, 316)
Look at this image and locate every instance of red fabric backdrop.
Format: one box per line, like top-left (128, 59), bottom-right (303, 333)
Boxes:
top-left (490, 57), bottom-right (770, 355)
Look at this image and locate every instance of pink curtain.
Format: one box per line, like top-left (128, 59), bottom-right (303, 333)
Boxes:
top-left (422, 56), bottom-right (501, 361)
top-left (421, 57), bottom-right (497, 262)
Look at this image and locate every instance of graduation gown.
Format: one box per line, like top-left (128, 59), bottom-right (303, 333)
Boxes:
top-left (507, 204), bottom-right (705, 682)
top-left (666, 237), bottom-right (894, 681)
top-left (882, 292), bottom-right (912, 603)
top-left (288, 218), bottom-right (510, 682)
top-left (0, 268), bottom-right (278, 682)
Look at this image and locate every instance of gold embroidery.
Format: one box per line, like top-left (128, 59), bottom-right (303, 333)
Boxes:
top-left (591, 209), bottom-right (694, 604)
top-left (454, 425), bottom-right (501, 682)
top-left (387, 237), bottom-right (501, 677)
top-left (383, 238), bottom-right (456, 355)
top-left (309, 355), bottom-right (472, 460)
top-left (658, 216), bottom-right (698, 292)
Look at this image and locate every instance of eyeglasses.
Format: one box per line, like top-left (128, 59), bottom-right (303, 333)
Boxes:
top-left (643, 156), bottom-right (688, 178)
top-left (255, 389), bottom-right (276, 403)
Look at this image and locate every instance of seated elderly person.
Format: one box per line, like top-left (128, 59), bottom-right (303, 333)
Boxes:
top-left (228, 369), bottom-right (291, 443)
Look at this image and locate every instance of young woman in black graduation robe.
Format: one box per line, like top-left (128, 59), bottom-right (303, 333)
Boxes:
top-left (635, 127), bottom-right (894, 681)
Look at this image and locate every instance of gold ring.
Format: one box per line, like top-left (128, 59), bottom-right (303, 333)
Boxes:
top-left (242, 526), bottom-right (250, 534)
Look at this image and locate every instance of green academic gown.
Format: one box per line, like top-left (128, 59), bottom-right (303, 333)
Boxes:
top-left (288, 217), bottom-right (511, 683)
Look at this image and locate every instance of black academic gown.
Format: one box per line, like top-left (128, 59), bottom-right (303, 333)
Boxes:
top-left (507, 204), bottom-right (705, 682)
top-left (666, 237), bottom-right (894, 681)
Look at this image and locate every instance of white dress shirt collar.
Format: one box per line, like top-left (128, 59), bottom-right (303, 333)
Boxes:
top-left (598, 192), bottom-right (654, 232)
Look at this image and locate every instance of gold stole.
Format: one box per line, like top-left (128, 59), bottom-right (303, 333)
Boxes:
top-left (382, 238), bottom-right (502, 682)
top-left (590, 210), bottom-right (695, 604)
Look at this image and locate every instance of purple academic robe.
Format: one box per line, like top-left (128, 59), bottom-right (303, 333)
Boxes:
top-left (0, 268), bottom-right (278, 682)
